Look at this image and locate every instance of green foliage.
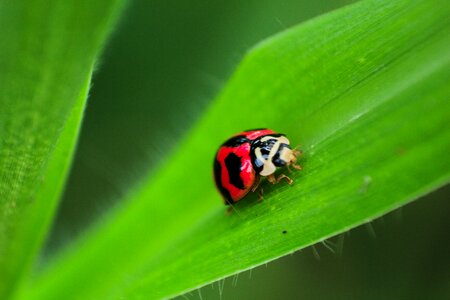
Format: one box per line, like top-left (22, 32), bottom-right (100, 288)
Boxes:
top-left (12, 0), bottom-right (449, 299)
top-left (0, 0), bottom-right (124, 298)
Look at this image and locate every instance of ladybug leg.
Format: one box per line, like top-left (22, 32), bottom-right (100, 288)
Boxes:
top-left (286, 164), bottom-right (292, 173)
top-left (292, 163), bottom-right (302, 170)
top-left (251, 177), bottom-right (264, 201)
top-left (267, 174), bottom-right (277, 184)
top-left (286, 163), bottom-right (302, 173)
top-left (268, 173), bottom-right (293, 185)
top-left (257, 188), bottom-right (264, 201)
top-left (251, 176), bottom-right (262, 192)
top-left (226, 204), bottom-right (243, 216)
top-left (276, 174), bottom-right (293, 185)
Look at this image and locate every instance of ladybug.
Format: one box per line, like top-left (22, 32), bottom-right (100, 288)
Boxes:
top-left (213, 128), bottom-right (302, 205)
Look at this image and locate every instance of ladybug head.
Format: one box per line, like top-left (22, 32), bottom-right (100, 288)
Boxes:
top-left (250, 134), bottom-right (298, 176)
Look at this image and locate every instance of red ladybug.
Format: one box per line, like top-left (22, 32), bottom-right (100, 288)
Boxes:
top-left (214, 128), bottom-right (302, 205)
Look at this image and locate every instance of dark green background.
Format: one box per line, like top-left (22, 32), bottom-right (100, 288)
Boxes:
top-left (44, 1), bottom-right (450, 299)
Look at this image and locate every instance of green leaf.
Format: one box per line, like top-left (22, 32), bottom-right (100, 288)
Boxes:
top-left (0, 0), bottom-right (125, 298)
top-left (21, 0), bottom-right (450, 299)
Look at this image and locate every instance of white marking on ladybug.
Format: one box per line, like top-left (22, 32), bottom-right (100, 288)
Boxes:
top-left (255, 135), bottom-right (296, 176)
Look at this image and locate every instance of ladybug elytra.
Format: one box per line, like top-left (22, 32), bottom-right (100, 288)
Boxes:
top-left (214, 128), bottom-right (301, 205)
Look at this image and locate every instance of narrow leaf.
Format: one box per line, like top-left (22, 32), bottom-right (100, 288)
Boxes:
top-left (0, 0), bottom-right (124, 298)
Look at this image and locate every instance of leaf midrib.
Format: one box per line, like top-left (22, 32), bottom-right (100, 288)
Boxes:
top-left (303, 28), bottom-right (449, 149)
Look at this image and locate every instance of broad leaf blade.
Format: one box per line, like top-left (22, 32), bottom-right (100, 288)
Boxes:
top-left (0, 0), bottom-right (124, 298)
top-left (23, 0), bottom-right (450, 299)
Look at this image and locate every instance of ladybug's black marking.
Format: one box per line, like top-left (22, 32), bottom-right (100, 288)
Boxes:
top-left (222, 136), bottom-right (249, 147)
top-left (250, 137), bottom-right (283, 173)
top-left (252, 158), bottom-right (264, 173)
top-left (244, 128), bottom-right (267, 132)
top-left (213, 159), bottom-right (233, 205)
top-left (260, 139), bottom-right (277, 158)
top-left (225, 153), bottom-right (245, 190)
top-left (250, 141), bottom-right (262, 173)
top-left (260, 146), bottom-right (271, 158)
top-left (272, 143), bottom-right (291, 167)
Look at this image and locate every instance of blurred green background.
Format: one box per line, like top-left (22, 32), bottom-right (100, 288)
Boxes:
top-left (44, 0), bottom-right (450, 299)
